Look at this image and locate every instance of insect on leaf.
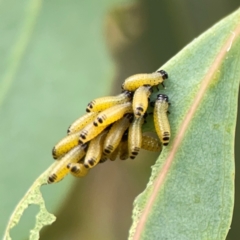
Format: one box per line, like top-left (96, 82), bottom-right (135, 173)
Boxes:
top-left (130, 8), bottom-right (240, 240)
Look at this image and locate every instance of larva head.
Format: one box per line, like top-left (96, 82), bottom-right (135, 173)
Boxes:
top-left (157, 94), bottom-right (169, 102)
top-left (157, 70), bottom-right (168, 80)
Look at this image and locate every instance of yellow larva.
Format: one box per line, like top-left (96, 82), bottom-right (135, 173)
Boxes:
top-left (48, 144), bottom-right (87, 183)
top-left (122, 70), bottom-right (168, 91)
top-left (68, 162), bottom-right (89, 178)
top-left (84, 129), bottom-right (108, 168)
top-left (128, 116), bottom-right (144, 159)
top-left (52, 131), bottom-right (82, 159)
top-left (132, 85), bottom-right (152, 118)
top-left (153, 94), bottom-right (170, 146)
top-left (86, 91), bottom-right (132, 112)
top-left (108, 146), bottom-right (120, 161)
top-left (93, 102), bottom-right (132, 127)
top-left (79, 122), bottom-right (109, 144)
top-left (67, 112), bottom-right (98, 135)
top-left (141, 135), bottom-right (162, 152)
top-left (119, 136), bottom-right (129, 160)
top-left (103, 113), bottom-right (133, 155)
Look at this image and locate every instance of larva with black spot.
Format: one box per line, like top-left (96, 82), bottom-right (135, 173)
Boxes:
top-left (122, 70), bottom-right (168, 91)
top-left (86, 91), bottom-right (132, 112)
top-left (48, 144), bottom-right (87, 184)
top-left (68, 162), bottom-right (89, 178)
top-left (128, 116), bottom-right (144, 159)
top-left (153, 94), bottom-right (171, 146)
top-left (67, 112), bottom-right (98, 135)
top-left (93, 102), bottom-right (132, 127)
top-left (52, 131), bottom-right (83, 159)
top-left (84, 129), bottom-right (108, 168)
top-left (103, 113), bottom-right (133, 155)
top-left (79, 122), bottom-right (109, 144)
top-left (132, 85), bottom-right (152, 118)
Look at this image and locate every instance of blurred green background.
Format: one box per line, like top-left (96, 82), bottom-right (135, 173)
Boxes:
top-left (0, 0), bottom-right (239, 239)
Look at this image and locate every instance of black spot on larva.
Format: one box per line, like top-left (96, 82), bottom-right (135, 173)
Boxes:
top-left (89, 159), bottom-right (95, 166)
top-left (93, 121), bottom-right (98, 126)
top-left (67, 163), bottom-right (71, 169)
top-left (52, 147), bottom-right (57, 159)
top-left (98, 117), bottom-right (103, 124)
top-left (104, 149), bottom-right (111, 154)
top-left (88, 103), bottom-right (93, 109)
top-left (163, 143), bottom-right (169, 146)
top-left (136, 106), bottom-right (144, 112)
top-left (163, 137), bottom-right (169, 141)
top-left (48, 174), bottom-right (57, 183)
top-left (130, 156), bottom-right (136, 159)
top-left (71, 166), bottom-right (78, 173)
top-left (86, 108), bottom-right (90, 112)
top-left (99, 157), bottom-right (107, 163)
top-left (131, 151), bottom-right (139, 156)
top-left (84, 163), bottom-right (89, 168)
top-left (80, 134), bottom-right (86, 140)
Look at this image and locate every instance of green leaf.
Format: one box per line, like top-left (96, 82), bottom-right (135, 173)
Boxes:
top-left (3, 164), bottom-right (56, 240)
top-left (130, 8), bottom-right (240, 240)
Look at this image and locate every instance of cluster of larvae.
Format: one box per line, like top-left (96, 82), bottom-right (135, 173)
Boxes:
top-left (48, 70), bottom-right (170, 184)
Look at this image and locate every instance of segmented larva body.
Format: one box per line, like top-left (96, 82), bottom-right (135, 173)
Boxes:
top-left (79, 122), bottom-right (108, 144)
top-left (93, 102), bottom-right (132, 127)
top-left (48, 144), bottom-right (87, 183)
top-left (121, 70), bottom-right (168, 91)
top-left (108, 146), bottom-right (120, 161)
top-left (67, 112), bottom-right (98, 135)
top-left (153, 94), bottom-right (170, 146)
top-left (141, 135), bottom-right (162, 152)
top-left (132, 85), bottom-right (152, 118)
top-left (103, 113), bottom-right (133, 155)
top-left (68, 162), bottom-right (89, 178)
top-left (128, 116), bottom-right (144, 159)
top-left (119, 138), bottom-right (128, 160)
top-left (84, 129), bottom-right (108, 168)
top-left (86, 91), bottom-right (132, 112)
top-left (52, 131), bottom-right (82, 159)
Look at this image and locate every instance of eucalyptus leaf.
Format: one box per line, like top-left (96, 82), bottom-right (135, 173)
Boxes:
top-left (130, 8), bottom-right (240, 240)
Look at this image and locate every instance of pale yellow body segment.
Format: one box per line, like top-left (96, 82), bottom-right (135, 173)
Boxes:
top-left (84, 129), bottom-right (108, 168)
top-left (52, 131), bottom-right (82, 159)
top-left (153, 94), bottom-right (170, 146)
top-left (93, 102), bottom-right (132, 127)
top-left (48, 144), bottom-right (87, 183)
top-left (108, 146), bottom-right (120, 161)
top-left (79, 122), bottom-right (109, 144)
top-left (122, 70), bottom-right (168, 91)
top-left (103, 113), bottom-right (133, 155)
top-left (119, 138), bottom-right (128, 160)
top-left (69, 162), bottom-right (89, 178)
top-left (86, 91), bottom-right (132, 112)
top-left (68, 112), bottom-right (98, 135)
top-left (132, 85), bottom-right (151, 118)
top-left (128, 116), bottom-right (144, 159)
top-left (141, 135), bottom-right (162, 152)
